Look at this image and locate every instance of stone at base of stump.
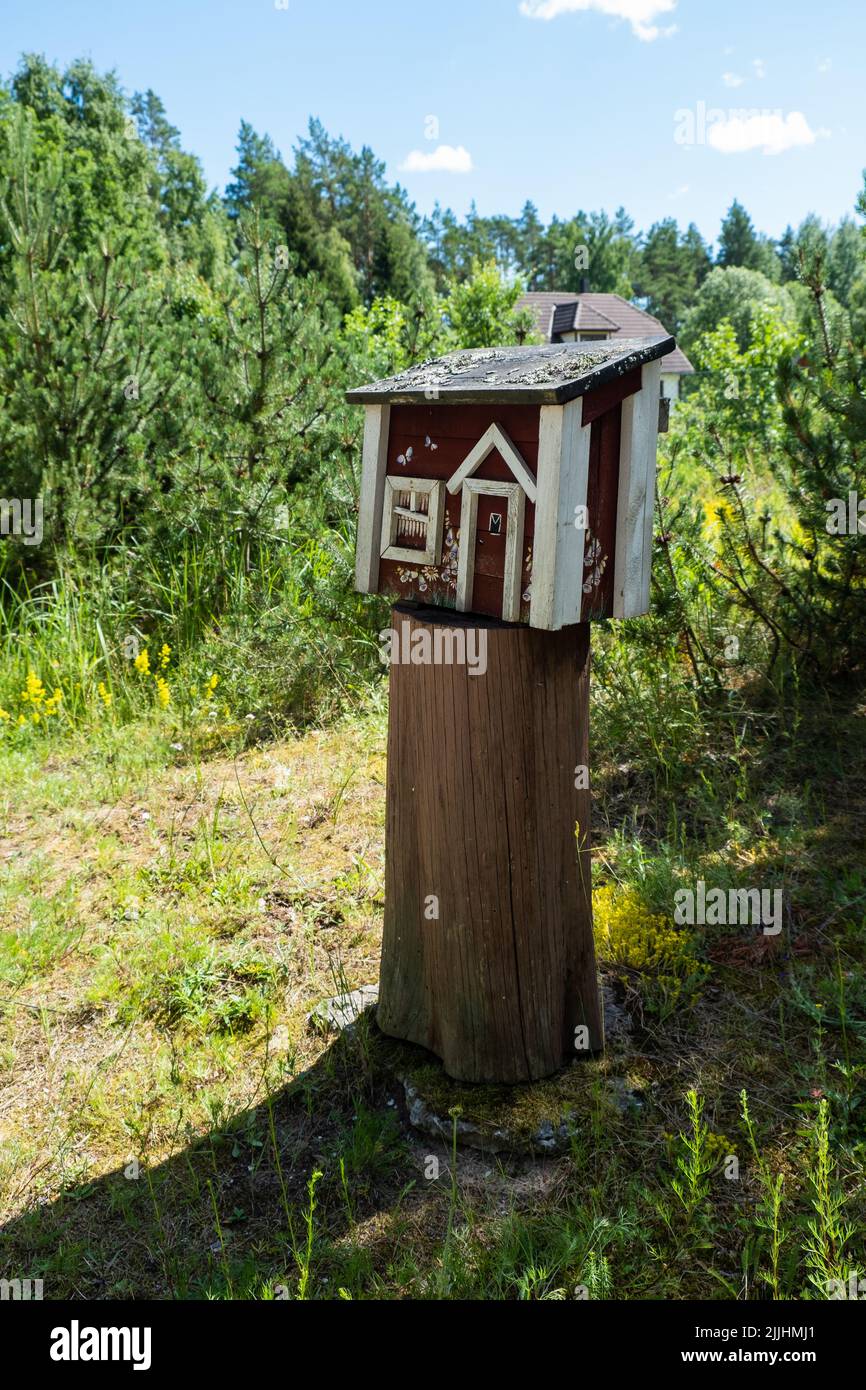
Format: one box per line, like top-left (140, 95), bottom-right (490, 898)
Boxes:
top-left (308, 984), bottom-right (380, 1033)
top-left (306, 979), bottom-right (640, 1156)
top-left (393, 979), bottom-right (637, 1155)
top-left (398, 1041), bottom-right (643, 1158)
top-left (400, 1077), bottom-right (576, 1155)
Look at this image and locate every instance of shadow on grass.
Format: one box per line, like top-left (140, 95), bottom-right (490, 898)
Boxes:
top-left (0, 1000), bottom-right (657, 1302)
top-left (0, 1022), bottom-right (443, 1301)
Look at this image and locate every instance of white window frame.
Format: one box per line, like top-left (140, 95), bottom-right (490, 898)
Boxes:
top-left (380, 476), bottom-right (444, 565)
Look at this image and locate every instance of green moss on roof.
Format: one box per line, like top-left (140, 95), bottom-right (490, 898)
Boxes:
top-left (345, 337), bottom-right (676, 406)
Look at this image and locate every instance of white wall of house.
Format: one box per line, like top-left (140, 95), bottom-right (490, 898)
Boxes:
top-left (558, 331), bottom-right (610, 343)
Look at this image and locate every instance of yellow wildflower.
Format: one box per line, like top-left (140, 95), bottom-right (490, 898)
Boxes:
top-left (155, 675), bottom-right (170, 709)
top-left (134, 649), bottom-right (151, 676)
top-left (593, 883), bottom-right (705, 979)
top-left (0, 708), bottom-right (10, 721)
top-left (97, 682), bottom-right (113, 709)
top-left (702, 498), bottom-right (735, 543)
top-left (207, 673), bottom-right (219, 693)
top-left (159, 644), bottom-right (171, 669)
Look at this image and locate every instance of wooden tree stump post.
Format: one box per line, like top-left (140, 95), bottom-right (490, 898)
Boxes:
top-left (379, 604), bottom-right (602, 1082)
top-left (347, 340), bottom-right (669, 1083)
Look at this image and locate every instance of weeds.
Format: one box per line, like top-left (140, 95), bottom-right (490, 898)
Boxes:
top-left (803, 1100), bottom-right (854, 1298)
top-left (740, 1090), bottom-right (789, 1299)
top-left (672, 1090), bottom-right (715, 1226)
top-left (295, 1170), bottom-right (323, 1301)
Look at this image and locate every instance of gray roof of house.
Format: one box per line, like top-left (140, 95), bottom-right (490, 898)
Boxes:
top-left (345, 336), bottom-right (676, 406)
top-left (516, 291), bottom-right (694, 375)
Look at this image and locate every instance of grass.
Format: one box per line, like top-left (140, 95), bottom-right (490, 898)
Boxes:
top-left (0, 526), bottom-right (385, 746)
top-left (0, 672), bottom-right (864, 1300)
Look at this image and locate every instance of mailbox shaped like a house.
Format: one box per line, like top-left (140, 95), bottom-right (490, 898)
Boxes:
top-left (348, 337), bottom-right (674, 629)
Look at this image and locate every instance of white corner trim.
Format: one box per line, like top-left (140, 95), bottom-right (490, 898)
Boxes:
top-left (446, 422), bottom-right (537, 503)
top-left (355, 404), bottom-right (390, 593)
top-left (530, 398), bottom-right (589, 631)
top-left (380, 476), bottom-right (444, 565)
top-left (613, 359), bottom-right (661, 619)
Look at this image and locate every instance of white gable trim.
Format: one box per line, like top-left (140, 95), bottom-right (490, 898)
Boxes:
top-left (446, 422), bottom-right (537, 503)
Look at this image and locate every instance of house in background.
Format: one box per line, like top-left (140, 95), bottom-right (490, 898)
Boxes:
top-left (516, 291), bottom-right (693, 403)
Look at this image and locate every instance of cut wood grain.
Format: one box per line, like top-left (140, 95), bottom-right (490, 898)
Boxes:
top-left (378, 604), bottom-right (602, 1083)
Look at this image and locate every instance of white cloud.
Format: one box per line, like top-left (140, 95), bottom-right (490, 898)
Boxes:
top-left (722, 72), bottom-right (745, 88)
top-left (752, 58), bottom-right (766, 78)
top-left (708, 110), bottom-right (820, 156)
top-left (818, 57), bottom-right (832, 73)
top-left (399, 144), bottom-right (473, 174)
top-left (519, 0), bottom-right (678, 42)
top-left (669, 183), bottom-right (690, 198)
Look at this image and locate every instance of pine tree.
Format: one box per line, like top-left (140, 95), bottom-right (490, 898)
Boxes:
top-left (225, 121), bottom-right (289, 221)
top-left (827, 217), bottom-right (864, 305)
top-left (636, 219), bottom-right (711, 333)
top-left (517, 201), bottom-right (545, 287)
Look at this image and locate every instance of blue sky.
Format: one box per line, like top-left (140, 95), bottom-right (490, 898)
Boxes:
top-left (2, 0), bottom-right (863, 247)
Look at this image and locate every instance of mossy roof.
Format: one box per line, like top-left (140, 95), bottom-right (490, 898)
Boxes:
top-left (345, 336), bottom-right (676, 406)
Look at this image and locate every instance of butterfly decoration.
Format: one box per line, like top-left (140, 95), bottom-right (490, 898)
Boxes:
top-left (424, 436), bottom-right (438, 451)
top-left (397, 446), bottom-right (414, 467)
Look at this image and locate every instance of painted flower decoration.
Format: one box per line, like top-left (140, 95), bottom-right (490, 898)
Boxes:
top-left (583, 530), bottom-right (607, 594)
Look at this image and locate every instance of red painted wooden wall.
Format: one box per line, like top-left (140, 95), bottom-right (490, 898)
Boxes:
top-left (375, 380), bottom-right (635, 626)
